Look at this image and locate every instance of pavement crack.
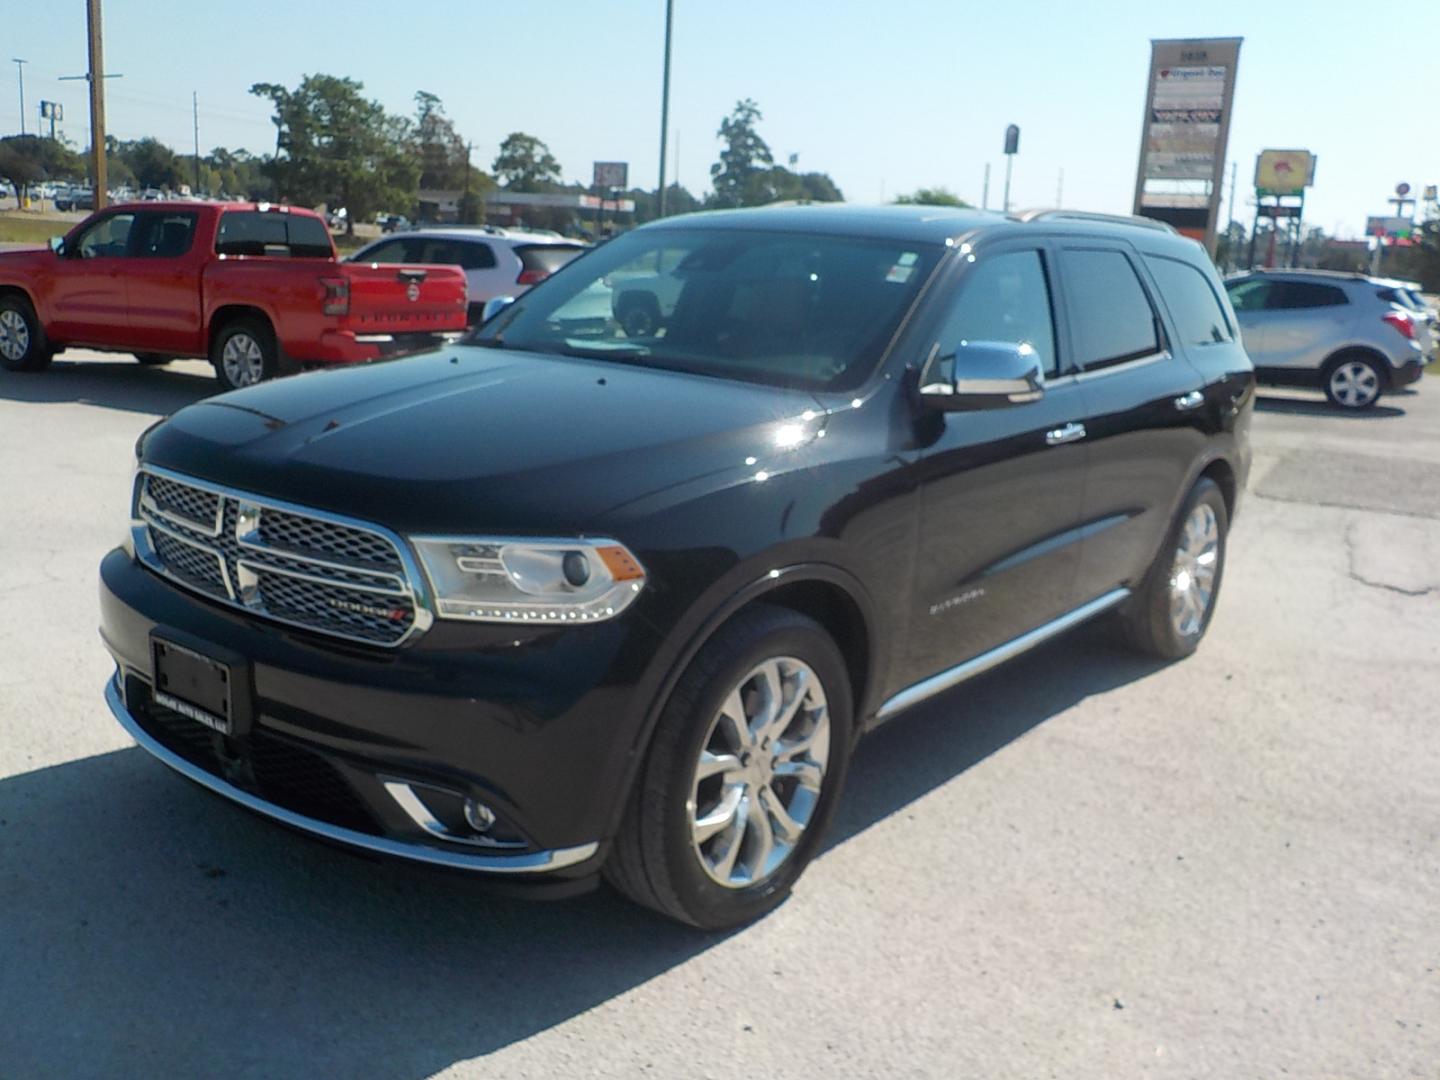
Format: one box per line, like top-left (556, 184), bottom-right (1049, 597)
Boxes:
top-left (1343, 522), bottom-right (1438, 598)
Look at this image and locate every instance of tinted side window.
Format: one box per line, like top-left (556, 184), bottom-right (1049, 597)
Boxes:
top-left (931, 249), bottom-right (1059, 377)
top-left (353, 238), bottom-right (409, 264)
top-left (1267, 282), bottom-right (1347, 309)
top-left (517, 244), bottom-right (584, 275)
top-left (1145, 256), bottom-right (1232, 346)
top-left (286, 215), bottom-right (333, 258)
top-left (75, 213), bottom-right (136, 259)
top-left (1060, 249), bottom-right (1160, 369)
top-left (454, 241), bottom-right (497, 271)
top-left (133, 212), bottom-right (198, 258)
top-left (1226, 279), bottom-right (1270, 312)
top-left (216, 211), bottom-right (332, 258)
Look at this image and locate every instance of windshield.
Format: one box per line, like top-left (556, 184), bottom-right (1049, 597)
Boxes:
top-left (471, 226), bottom-right (943, 391)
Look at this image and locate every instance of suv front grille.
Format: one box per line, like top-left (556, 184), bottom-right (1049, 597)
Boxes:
top-left (134, 468), bottom-right (427, 647)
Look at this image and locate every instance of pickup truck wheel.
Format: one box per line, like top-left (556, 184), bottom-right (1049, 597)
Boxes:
top-left (605, 605), bottom-right (854, 928)
top-left (133, 353), bottom-right (173, 366)
top-left (1117, 477), bottom-right (1228, 661)
top-left (0, 295), bottom-right (53, 373)
top-left (211, 320), bottom-right (277, 390)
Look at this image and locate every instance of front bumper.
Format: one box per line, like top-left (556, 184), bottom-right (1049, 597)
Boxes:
top-left (99, 547), bottom-right (662, 882)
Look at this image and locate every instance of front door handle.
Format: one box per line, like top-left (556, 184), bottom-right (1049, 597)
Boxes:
top-left (1045, 422), bottom-right (1086, 447)
top-left (1174, 390), bottom-right (1205, 411)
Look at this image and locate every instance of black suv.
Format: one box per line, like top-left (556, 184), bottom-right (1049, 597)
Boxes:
top-left (100, 205), bottom-right (1253, 928)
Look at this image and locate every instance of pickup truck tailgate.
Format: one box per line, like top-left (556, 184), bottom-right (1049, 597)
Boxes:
top-left (341, 263), bottom-right (468, 334)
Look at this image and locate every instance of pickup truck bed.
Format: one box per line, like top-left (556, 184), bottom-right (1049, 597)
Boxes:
top-left (0, 201), bottom-right (468, 389)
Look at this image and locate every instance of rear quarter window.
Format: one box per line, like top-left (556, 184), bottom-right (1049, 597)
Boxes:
top-left (216, 211), bottom-right (332, 258)
top-left (1145, 255), bottom-right (1233, 346)
top-left (517, 244), bottom-right (585, 275)
top-left (1059, 248), bottom-right (1161, 369)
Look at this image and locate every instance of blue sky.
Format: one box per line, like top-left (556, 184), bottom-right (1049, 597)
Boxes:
top-left (4, 0), bottom-right (1436, 237)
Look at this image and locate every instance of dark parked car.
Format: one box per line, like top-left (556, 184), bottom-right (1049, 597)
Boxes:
top-left (100, 205), bottom-right (1253, 928)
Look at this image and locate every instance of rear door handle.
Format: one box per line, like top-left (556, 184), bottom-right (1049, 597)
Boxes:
top-left (1045, 422), bottom-right (1086, 447)
top-left (1174, 390), bottom-right (1204, 411)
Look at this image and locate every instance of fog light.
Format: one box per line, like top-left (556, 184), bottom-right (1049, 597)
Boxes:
top-left (464, 798), bottom-right (497, 833)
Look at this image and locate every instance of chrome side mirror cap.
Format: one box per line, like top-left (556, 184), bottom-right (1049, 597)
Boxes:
top-left (920, 341), bottom-right (1045, 411)
top-left (49, 235), bottom-right (66, 256)
top-left (481, 295), bottom-right (516, 324)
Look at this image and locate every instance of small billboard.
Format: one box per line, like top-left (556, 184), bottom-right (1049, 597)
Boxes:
top-left (1255, 150), bottom-right (1315, 196)
top-left (592, 162), bottom-right (629, 190)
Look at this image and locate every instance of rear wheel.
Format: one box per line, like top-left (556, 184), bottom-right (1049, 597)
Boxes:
top-left (605, 605), bottom-right (854, 928)
top-left (1324, 353), bottom-right (1383, 410)
top-left (1118, 477), bottom-right (1228, 660)
top-left (0, 294), bottom-right (52, 373)
top-left (211, 318), bottom-right (278, 391)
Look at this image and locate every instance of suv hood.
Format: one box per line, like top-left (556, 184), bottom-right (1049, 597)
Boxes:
top-left (145, 346), bottom-right (826, 534)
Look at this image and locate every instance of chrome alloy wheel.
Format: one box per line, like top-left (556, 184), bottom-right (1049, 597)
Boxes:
top-left (689, 656), bottom-right (831, 889)
top-left (0, 309), bottom-right (30, 361)
top-left (1170, 503), bottom-right (1219, 638)
top-left (221, 332), bottom-right (265, 387)
top-left (1328, 360), bottom-right (1379, 408)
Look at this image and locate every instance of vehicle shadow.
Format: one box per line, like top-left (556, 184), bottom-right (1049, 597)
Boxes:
top-left (0, 355), bottom-right (217, 416)
top-left (0, 624), bottom-right (1157, 1077)
top-left (1253, 392), bottom-right (1405, 420)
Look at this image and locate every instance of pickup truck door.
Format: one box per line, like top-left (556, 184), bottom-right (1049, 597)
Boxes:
top-left (47, 210), bottom-right (137, 345)
top-left (123, 210), bottom-right (204, 354)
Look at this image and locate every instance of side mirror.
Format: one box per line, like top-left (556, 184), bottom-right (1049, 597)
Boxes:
top-left (49, 236), bottom-right (66, 256)
top-left (920, 341), bottom-right (1045, 411)
top-left (481, 295), bottom-right (516, 323)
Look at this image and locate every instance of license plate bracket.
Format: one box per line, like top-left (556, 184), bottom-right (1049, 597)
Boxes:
top-left (150, 631), bottom-right (252, 737)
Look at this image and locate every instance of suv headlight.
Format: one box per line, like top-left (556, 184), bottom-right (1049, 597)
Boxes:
top-left (410, 536), bottom-right (646, 624)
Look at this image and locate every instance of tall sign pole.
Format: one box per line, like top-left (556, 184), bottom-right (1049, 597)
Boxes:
top-left (12, 59), bottom-right (26, 136)
top-left (1133, 37), bottom-right (1242, 255)
top-left (656, 0), bottom-right (674, 218)
top-left (86, 0), bottom-right (108, 209)
top-left (1002, 124), bottom-right (1019, 212)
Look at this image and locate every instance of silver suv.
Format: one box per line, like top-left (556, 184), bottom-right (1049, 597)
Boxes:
top-left (1225, 270), bottom-right (1428, 409)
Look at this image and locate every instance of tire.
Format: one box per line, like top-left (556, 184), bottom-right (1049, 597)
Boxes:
top-left (0, 293), bottom-right (53, 373)
top-left (1117, 477), bottom-right (1228, 661)
top-left (605, 604), bottom-right (855, 928)
top-left (210, 317), bottom-right (278, 391)
top-left (616, 296), bottom-right (660, 338)
top-left (134, 353), bottom-right (173, 366)
top-left (1323, 352), bottom-right (1383, 410)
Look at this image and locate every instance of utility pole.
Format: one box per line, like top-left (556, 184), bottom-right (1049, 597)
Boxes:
top-left (656, 0), bottom-right (674, 218)
top-left (1225, 159), bottom-right (1238, 270)
top-left (86, 0), bottom-right (107, 208)
top-left (982, 163), bottom-right (990, 210)
top-left (12, 59), bottom-right (26, 136)
top-left (1055, 167), bottom-right (1064, 208)
top-left (192, 91), bottom-right (201, 194)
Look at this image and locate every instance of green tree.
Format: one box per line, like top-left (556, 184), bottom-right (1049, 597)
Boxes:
top-left (894, 186), bottom-right (968, 208)
top-left (709, 98), bottom-right (773, 208)
top-left (118, 137), bottom-right (184, 190)
top-left (492, 132), bottom-right (562, 192)
top-left (0, 135), bottom-right (85, 203)
top-left (250, 74), bottom-right (419, 234)
top-left (413, 91), bottom-right (472, 191)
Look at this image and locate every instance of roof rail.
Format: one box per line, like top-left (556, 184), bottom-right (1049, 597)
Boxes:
top-left (1015, 209), bottom-right (1177, 234)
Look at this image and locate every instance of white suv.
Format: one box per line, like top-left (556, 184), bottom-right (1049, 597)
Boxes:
top-left (348, 227), bottom-right (588, 324)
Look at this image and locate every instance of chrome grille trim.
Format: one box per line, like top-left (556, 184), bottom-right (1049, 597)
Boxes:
top-left (132, 465), bottom-right (434, 648)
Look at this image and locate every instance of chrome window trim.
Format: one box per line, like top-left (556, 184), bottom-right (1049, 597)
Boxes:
top-left (133, 464), bottom-right (436, 647)
top-left (1073, 351), bottom-right (1169, 383)
top-left (875, 588), bottom-right (1130, 721)
top-left (107, 676), bottom-right (598, 874)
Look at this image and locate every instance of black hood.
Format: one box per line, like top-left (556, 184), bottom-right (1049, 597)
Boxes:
top-left (143, 346), bottom-right (826, 535)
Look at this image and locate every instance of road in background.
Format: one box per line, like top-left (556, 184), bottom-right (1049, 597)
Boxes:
top-left (1, 353), bottom-right (1436, 1078)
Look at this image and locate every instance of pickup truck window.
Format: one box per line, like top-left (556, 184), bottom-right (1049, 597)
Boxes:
top-left (216, 211), bottom-right (332, 259)
top-left (133, 212), bottom-right (198, 259)
top-left (75, 213), bottom-right (136, 259)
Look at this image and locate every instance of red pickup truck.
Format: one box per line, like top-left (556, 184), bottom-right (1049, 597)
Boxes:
top-left (0, 202), bottom-right (468, 389)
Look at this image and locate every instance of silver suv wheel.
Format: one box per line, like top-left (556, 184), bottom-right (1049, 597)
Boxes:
top-left (1327, 359), bottom-right (1380, 409)
top-left (1170, 503), bottom-right (1219, 638)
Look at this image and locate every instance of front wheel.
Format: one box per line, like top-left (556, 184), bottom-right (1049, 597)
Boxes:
top-left (1117, 477), bottom-right (1229, 661)
top-left (210, 318), bottom-right (278, 391)
top-left (0, 294), bottom-right (53, 373)
top-left (1324, 354), bottom-right (1383, 410)
top-left (605, 605), bottom-right (854, 928)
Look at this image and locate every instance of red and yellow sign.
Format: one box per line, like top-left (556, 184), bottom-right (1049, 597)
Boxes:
top-left (1254, 150), bottom-right (1315, 195)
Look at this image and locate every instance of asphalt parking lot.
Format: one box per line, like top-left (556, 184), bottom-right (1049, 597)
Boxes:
top-left (1, 351), bottom-right (1436, 1079)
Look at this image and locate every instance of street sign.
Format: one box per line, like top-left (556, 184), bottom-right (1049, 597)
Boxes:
top-left (592, 161), bottom-right (628, 190)
top-left (1254, 149), bottom-right (1315, 196)
top-left (1395, 182), bottom-right (1411, 197)
top-left (1003, 125), bottom-right (1019, 155)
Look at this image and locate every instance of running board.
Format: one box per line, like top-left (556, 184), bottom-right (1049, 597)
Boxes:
top-left (874, 588), bottom-right (1131, 722)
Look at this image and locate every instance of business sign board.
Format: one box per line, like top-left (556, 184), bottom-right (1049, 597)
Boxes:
top-left (1366, 216), bottom-right (1414, 240)
top-left (1254, 149), bottom-right (1315, 196)
top-left (1132, 38), bottom-right (1242, 255)
top-left (592, 161), bottom-right (629, 190)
